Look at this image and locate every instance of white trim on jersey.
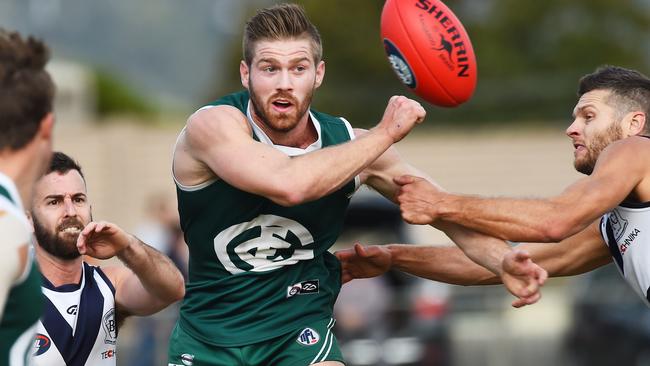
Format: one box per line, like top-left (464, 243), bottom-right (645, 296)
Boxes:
top-left (339, 117), bottom-right (361, 192)
top-left (246, 101), bottom-right (324, 156)
top-left (0, 172), bottom-right (31, 237)
top-left (171, 125), bottom-right (219, 192)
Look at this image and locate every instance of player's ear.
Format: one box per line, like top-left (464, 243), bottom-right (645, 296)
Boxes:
top-left (314, 60), bottom-right (325, 89)
top-left (38, 112), bottom-right (54, 143)
top-left (626, 111), bottom-right (646, 136)
top-left (240, 61), bottom-right (250, 90)
top-left (25, 211), bottom-right (33, 228)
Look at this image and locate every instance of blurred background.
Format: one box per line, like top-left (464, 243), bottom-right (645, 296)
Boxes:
top-left (2, 0), bottom-right (649, 365)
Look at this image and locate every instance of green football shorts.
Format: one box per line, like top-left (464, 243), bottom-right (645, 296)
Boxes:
top-left (167, 317), bottom-right (345, 366)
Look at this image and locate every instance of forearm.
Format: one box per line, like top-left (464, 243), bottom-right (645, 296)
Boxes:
top-left (284, 128), bottom-right (393, 203)
top-left (387, 244), bottom-right (500, 285)
top-left (439, 194), bottom-right (571, 242)
top-left (117, 236), bottom-right (184, 304)
top-left (433, 221), bottom-right (512, 277)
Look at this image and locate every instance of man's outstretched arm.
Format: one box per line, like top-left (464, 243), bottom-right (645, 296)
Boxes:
top-left (360, 144), bottom-right (546, 304)
top-left (77, 221), bottom-right (185, 316)
top-left (396, 137), bottom-right (648, 242)
top-left (183, 96), bottom-right (424, 206)
top-left (337, 220), bottom-right (611, 306)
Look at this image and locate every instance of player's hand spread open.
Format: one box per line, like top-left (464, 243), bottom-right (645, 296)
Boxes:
top-left (501, 249), bottom-right (548, 308)
top-left (335, 243), bottom-right (392, 284)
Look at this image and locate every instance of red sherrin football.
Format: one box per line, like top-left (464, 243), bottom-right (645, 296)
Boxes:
top-left (381, 0), bottom-right (477, 107)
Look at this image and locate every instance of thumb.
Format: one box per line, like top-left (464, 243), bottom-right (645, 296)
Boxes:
top-left (513, 249), bottom-right (531, 263)
top-left (354, 243), bottom-right (368, 257)
top-left (393, 175), bottom-right (416, 186)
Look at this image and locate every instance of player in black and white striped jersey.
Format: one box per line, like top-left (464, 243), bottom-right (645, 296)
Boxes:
top-left (337, 65), bottom-right (650, 308)
top-left (29, 152), bottom-right (185, 365)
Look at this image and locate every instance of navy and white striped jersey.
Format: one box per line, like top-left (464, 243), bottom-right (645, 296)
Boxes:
top-left (600, 201), bottom-right (650, 306)
top-left (32, 262), bottom-right (117, 365)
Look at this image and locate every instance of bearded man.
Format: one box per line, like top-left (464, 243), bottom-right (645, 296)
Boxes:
top-left (29, 152), bottom-right (184, 365)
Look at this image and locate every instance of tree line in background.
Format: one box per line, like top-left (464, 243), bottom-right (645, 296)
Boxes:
top-left (212, 0), bottom-right (650, 128)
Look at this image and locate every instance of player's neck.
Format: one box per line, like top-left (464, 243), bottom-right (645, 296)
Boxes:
top-left (35, 245), bottom-right (84, 287)
top-left (264, 115), bottom-right (318, 149)
top-left (0, 148), bottom-right (39, 205)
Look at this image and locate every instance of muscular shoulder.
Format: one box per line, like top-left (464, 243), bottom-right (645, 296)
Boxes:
top-left (0, 204), bottom-right (31, 251)
top-left (174, 105), bottom-right (252, 186)
top-left (603, 135), bottom-right (650, 154)
top-left (185, 105), bottom-right (251, 148)
top-left (594, 135), bottom-right (650, 201)
top-left (96, 265), bottom-right (127, 291)
top-left (597, 135), bottom-right (650, 171)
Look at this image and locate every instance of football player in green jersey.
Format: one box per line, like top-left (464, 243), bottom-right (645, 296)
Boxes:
top-left (169, 4), bottom-right (546, 366)
top-left (0, 29), bottom-right (55, 365)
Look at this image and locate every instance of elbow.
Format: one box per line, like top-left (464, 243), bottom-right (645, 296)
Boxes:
top-left (268, 179), bottom-right (311, 207)
top-left (172, 285), bottom-right (185, 303)
top-left (278, 190), bottom-right (308, 207)
top-left (164, 273), bottom-right (186, 304)
top-left (271, 190), bottom-right (306, 207)
top-left (540, 219), bottom-right (576, 242)
top-left (172, 275), bottom-right (186, 302)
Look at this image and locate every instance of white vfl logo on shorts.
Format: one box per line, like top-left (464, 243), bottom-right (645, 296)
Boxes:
top-left (297, 328), bottom-right (320, 346)
top-left (180, 353), bottom-right (194, 366)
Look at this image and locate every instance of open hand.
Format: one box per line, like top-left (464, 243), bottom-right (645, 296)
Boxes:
top-left (501, 249), bottom-right (548, 308)
top-left (335, 243), bottom-right (393, 283)
top-left (76, 221), bottom-right (133, 260)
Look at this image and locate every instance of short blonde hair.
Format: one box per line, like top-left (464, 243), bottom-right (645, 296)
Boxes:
top-left (242, 3), bottom-right (322, 66)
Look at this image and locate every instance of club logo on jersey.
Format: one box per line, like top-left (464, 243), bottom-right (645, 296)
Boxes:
top-left (214, 215), bottom-right (315, 274)
top-left (33, 334), bottom-right (51, 356)
top-left (103, 308), bottom-right (117, 345)
top-left (610, 209), bottom-right (629, 241)
top-left (296, 328), bottom-right (320, 346)
top-left (287, 280), bottom-right (320, 298)
top-left (181, 353), bottom-right (195, 366)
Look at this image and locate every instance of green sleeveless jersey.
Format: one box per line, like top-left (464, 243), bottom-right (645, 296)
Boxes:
top-left (0, 174), bottom-right (43, 366)
top-left (175, 91), bottom-right (357, 346)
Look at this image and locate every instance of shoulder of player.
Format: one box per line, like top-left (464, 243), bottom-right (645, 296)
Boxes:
top-left (0, 203), bottom-right (32, 249)
top-left (93, 264), bottom-right (129, 290)
top-left (185, 105), bottom-right (251, 146)
top-left (600, 135), bottom-right (649, 161)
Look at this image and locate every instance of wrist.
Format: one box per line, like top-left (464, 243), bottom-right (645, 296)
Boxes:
top-left (116, 235), bottom-right (141, 264)
top-left (385, 244), bottom-right (399, 270)
top-left (369, 125), bottom-right (395, 146)
top-left (437, 193), bottom-right (460, 221)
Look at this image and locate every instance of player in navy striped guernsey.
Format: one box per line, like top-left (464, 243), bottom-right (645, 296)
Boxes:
top-left (337, 66), bottom-right (650, 308)
top-left (28, 152), bottom-right (185, 365)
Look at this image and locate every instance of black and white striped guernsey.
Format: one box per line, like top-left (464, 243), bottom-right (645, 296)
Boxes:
top-left (600, 200), bottom-right (650, 306)
top-left (32, 262), bottom-right (117, 365)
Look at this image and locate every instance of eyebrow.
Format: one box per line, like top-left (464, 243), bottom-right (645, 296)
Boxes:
top-left (43, 193), bottom-right (86, 201)
top-left (572, 104), bottom-right (597, 118)
top-left (256, 56), bottom-right (311, 66)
